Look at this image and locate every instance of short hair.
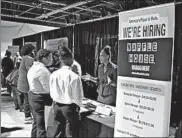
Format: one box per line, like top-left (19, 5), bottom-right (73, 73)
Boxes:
top-left (58, 46), bottom-right (73, 60)
top-left (58, 46), bottom-right (73, 66)
top-left (36, 49), bottom-right (51, 61)
top-left (21, 44), bottom-right (35, 56)
top-left (102, 45), bottom-right (111, 57)
top-left (5, 50), bottom-right (11, 56)
top-left (16, 61), bottom-right (21, 69)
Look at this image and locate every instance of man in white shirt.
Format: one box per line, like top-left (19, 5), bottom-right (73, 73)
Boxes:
top-left (49, 46), bottom-right (83, 138)
top-left (27, 49), bottom-right (52, 138)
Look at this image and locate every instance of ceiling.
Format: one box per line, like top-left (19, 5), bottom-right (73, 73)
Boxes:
top-left (1, 0), bottom-right (181, 27)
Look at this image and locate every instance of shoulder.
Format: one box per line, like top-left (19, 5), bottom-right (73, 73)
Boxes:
top-left (109, 62), bottom-right (117, 69)
top-left (72, 61), bottom-right (81, 68)
top-left (23, 55), bottom-right (33, 61)
top-left (50, 69), bottom-right (59, 78)
top-left (70, 71), bottom-right (80, 83)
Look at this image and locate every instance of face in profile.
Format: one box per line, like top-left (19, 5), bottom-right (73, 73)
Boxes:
top-left (43, 53), bottom-right (53, 66)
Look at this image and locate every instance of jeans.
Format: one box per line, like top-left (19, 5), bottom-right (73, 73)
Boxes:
top-left (48, 102), bottom-right (80, 138)
top-left (29, 91), bottom-right (52, 138)
top-left (23, 93), bottom-right (32, 118)
top-left (11, 86), bottom-right (22, 109)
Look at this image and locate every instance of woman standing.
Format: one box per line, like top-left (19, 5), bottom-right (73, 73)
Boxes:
top-left (82, 45), bottom-right (117, 106)
top-left (17, 44), bottom-right (36, 124)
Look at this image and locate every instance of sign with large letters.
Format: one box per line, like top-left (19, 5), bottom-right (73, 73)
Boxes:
top-left (114, 3), bottom-right (175, 137)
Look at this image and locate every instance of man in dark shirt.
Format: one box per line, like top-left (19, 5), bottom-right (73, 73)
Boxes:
top-left (1, 50), bottom-right (14, 88)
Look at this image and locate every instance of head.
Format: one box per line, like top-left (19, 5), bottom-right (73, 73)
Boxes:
top-left (52, 51), bottom-right (60, 66)
top-left (15, 52), bottom-right (19, 57)
top-left (36, 49), bottom-right (52, 66)
top-left (99, 45), bottom-right (111, 64)
top-left (20, 44), bottom-right (35, 57)
top-left (16, 61), bottom-right (21, 69)
top-left (5, 50), bottom-right (11, 57)
top-left (58, 46), bottom-right (73, 67)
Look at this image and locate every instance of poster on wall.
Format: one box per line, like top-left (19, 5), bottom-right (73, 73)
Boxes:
top-left (8, 46), bottom-right (19, 58)
top-left (46, 37), bottom-right (68, 51)
top-left (114, 3), bottom-right (175, 137)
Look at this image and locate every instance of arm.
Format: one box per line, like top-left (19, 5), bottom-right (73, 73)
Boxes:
top-left (25, 58), bottom-right (34, 71)
top-left (82, 73), bottom-right (98, 84)
top-left (38, 70), bottom-right (50, 93)
top-left (72, 77), bottom-right (84, 107)
top-left (108, 66), bottom-right (117, 87)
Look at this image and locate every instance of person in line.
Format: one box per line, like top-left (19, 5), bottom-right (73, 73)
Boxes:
top-left (28, 49), bottom-right (53, 138)
top-left (82, 45), bottom-right (117, 106)
top-left (6, 59), bottom-right (23, 111)
top-left (1, 50), bottom-right (14, 88)
top-left (71, 59), bottom-right (82, 77)
top-left (17, 44), bottom-right (35, 124)
top-left (13, 52), bottom-right (22, 68)
top-left (47, 51), bottom-right (60, 73)
top-left (49, 46), bottom-right (83, 138)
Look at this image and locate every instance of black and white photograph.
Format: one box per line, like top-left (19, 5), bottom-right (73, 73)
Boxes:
top-left (1, 0), bottom-right (182, 137)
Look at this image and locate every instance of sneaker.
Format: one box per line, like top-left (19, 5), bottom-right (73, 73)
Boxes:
top-left (24, 117), bottom-right (32, 124)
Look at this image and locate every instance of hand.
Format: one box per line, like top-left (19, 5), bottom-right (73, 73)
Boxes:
top-left (82, 73), bottom-right (91, 81)
top-left (107, 76), bottom-right (112, 85)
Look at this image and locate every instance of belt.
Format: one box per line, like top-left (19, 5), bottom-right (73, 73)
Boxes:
top-left (54, 101), bottom-right (71, 107)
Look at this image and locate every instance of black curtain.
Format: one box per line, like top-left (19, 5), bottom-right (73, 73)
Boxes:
top-left (24, 33), bottom-right (41, 50)
top-left (12, 37), bottom-right (24, 54)
top-left (42, 26), bottom-right (74, 51)
top-left (170, 3), bottom-right (182, 127)
top-left (74, 17), bottom-right (118, 100)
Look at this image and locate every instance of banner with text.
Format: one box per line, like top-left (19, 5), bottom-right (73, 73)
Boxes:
top-left (114, 3), bottom-right (175, 137)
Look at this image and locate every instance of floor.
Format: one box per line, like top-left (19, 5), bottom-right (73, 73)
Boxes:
top-left (1, 90), bottom-right (32, 137)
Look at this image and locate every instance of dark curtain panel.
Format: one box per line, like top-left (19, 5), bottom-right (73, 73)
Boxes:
top-left (12, 37), bottom-right (23, 54)
top-left (24, 33), bottom-right (41, 50)
top-left (74, 16), bottom-right (118, 100)
top-left (170, 3), bottom-right (182, 127)
top-left (42, 26), bottom-right (73, 51)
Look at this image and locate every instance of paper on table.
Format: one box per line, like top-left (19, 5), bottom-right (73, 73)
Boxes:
top-left (80, 107), bottom-right (89, 113)
top-left (95, 106), bottom-right (112, 116)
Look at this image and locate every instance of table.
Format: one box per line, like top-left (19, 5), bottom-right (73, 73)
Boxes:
top-left (45, 98), bottom-right (116, 137)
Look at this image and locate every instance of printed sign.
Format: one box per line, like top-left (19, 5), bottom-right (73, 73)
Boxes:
top-left (114, 3), bottom-right (175, 137)
top-left (8, 46), bottom-right (19, 58)
top-left (46, 37), bottom-right (68, 51)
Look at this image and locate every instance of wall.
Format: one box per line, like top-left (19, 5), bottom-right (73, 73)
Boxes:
top-left (1, 21), bottom-right (58, 58)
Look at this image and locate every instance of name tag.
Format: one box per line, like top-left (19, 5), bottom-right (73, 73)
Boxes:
top-left (95, 106), bottom-right (112, 116)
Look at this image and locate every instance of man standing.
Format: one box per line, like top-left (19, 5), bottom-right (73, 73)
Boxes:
top-left (27, 49), bottom-right (53, 137)
top-left (49, 46), bottom-right (83, 138)
top-left (1, 50), bottom-right (14, 88)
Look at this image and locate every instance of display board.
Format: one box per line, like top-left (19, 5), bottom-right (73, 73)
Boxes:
top-left (8, 46), bottom-right (19, 58)
top-left (114, 3), bottom-right (175, 137)
top-left (46, 37), bottom-right (68, 51)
